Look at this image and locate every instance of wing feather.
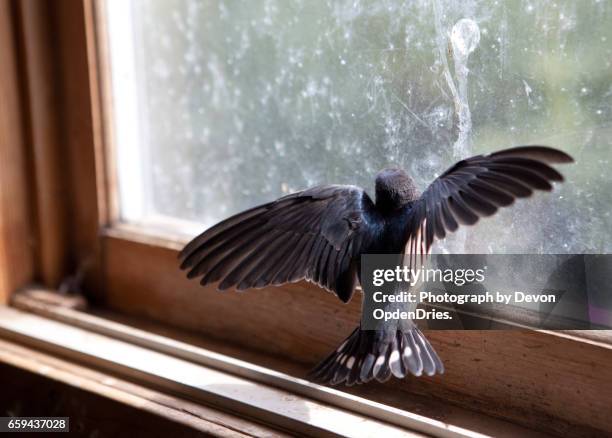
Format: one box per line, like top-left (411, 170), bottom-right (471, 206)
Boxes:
top-left (404, 145), bottom-right (573, 257)
top-left (180, 185), bottom-right (377, 302)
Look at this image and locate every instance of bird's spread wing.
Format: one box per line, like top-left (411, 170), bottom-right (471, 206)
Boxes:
top-left (179, 185), bottom-right (376, 302)
top-left (404, 146), bottom-right (573, 265)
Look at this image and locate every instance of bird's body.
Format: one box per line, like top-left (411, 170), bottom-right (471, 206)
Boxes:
top-left (180, 145), bottom-right (572, 385)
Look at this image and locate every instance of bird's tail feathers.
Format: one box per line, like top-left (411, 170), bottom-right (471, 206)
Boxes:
top-left (309, 326), bottom-right (443, 386)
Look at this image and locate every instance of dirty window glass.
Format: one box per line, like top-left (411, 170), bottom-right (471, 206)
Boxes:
top-left (104, 0), bottom-right (611, 253)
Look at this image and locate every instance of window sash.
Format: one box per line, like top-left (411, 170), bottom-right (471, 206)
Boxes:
top-left (3, 1), bottom-right (611, 436)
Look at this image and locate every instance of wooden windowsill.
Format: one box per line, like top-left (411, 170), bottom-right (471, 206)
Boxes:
top-left (2, 288), bottom-right (558, 438)
top-left (0, 337), bottom-right (286, 437)
top-left (97, 226), bottom-right (612, 437)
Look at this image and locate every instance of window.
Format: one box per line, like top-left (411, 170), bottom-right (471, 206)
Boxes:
top-left (93, 1), bottom-right (612, 433)
top-left (1, 0), bottom-right (611, 436)
top-left (104, 0), bottom-right (610, 254)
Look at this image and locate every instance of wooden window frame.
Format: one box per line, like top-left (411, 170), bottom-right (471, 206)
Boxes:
top-left (1, 0), bottom-right (611, 436)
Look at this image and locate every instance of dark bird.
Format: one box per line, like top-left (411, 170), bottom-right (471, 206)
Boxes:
top-left (179, 145), bottom-right (573, 385)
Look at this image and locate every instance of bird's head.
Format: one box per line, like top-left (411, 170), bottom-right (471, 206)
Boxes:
top-left (375, 167), bottom-right (419, 211)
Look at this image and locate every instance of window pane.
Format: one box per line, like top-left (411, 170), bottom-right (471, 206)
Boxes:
top-left (104, 0), bottom-right (611, 253)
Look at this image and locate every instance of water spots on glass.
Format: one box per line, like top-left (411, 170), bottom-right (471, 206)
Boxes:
top-left (107, 0), bottom-right (612, 253)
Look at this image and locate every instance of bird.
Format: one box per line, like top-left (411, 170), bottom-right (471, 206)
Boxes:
top-left (179, 145), bottom-right (573, 385)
